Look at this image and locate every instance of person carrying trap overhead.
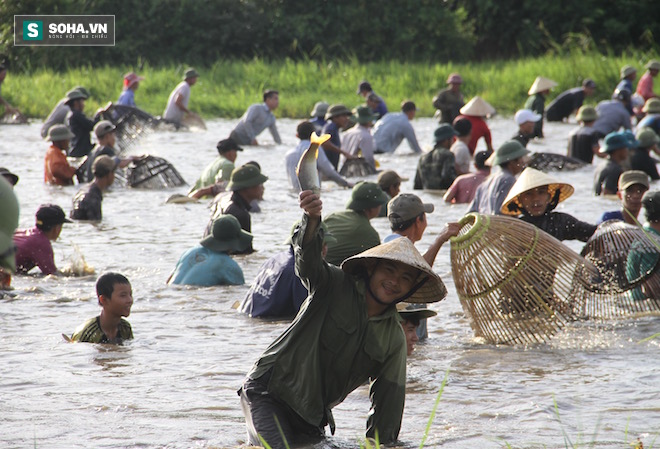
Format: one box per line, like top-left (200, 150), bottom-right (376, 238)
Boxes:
top-left (238, 189), bottom-right (447, 449)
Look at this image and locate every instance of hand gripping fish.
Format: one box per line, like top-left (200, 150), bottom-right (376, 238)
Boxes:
top-left (296, 132), bottom-right (331, 196)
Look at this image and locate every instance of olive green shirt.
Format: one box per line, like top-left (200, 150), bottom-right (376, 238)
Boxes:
top-left (323, 210), bottom-right (381, 266)
top-left (247, 215), bottom-right (407, 443)
top-left (191, 156), bottom-right (234, 191)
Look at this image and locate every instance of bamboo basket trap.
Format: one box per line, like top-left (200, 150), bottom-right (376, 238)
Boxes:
top-left (99, 104), bottom-right (158, 154)
top-left (450, 213), bottom-right (601, 345)
top-left (578, 219), bottom-right (660, 318)
top-left (126, 156), bottom-right (186, 189)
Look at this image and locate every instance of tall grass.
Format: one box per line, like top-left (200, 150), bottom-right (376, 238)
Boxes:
top-left (3, 51), bottom-right (658, 120)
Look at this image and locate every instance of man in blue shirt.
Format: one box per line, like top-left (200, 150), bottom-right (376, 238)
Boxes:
top-left (230, 90), bottom-right (282, 145)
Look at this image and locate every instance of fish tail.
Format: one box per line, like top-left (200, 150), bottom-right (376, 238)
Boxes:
top-left (310, 132), bottom-right (331, 146)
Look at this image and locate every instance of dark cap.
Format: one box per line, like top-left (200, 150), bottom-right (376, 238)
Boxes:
top-left (642, 190), bottom-right (660, 221)
top-left (0, 167), bottom-right (19, 186)
top-left (582, 78), bottom-right (596, 89)
top-left (388, 193), bottom-right (434, 224)
top-left (474, 150), bottom-right (492, 170)
top-left (357, 81), bottom-right (372, 94)
top-left (216, 138), bottom-right (243, 154)
top-left (36, 204), bottom-right (72, 227)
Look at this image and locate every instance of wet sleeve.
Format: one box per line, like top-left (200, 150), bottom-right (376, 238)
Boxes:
top-left (293, 215), bottom-right (334, 293)
top-left (404, 122), bottom-right (423, 154)
top-left (269, 120), bottom-right (282, 144)
top-left (366, 344), bottom-right (406, 443)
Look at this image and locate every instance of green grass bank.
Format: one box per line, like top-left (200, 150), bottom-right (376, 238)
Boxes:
top-left (5, 51), bottom-right (658, 120)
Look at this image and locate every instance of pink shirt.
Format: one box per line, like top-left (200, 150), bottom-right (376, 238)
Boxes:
top-left (13, 227), bottom-right (57, 275)
top-left (444, 169), bottom-right (489, 204)
top-left (636, 72), bottom-right (656, 102)
top-left (454, 115), bottom-right (492, 155)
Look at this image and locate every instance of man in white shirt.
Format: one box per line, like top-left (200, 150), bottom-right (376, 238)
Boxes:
top-left (163, 68), bottom-right (199, 127)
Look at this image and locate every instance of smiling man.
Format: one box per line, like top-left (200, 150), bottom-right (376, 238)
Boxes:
top-left (239, 189), bottom-right (447, 449)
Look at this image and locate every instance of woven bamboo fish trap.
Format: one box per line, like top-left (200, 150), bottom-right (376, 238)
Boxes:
top-left (99, 105), bottom-right (157, 154)
top-left (339, 158), bottom-right (377, 177)
top-left (527, 152), bottom-right (587, 172)
top-left (126, 156), bottom-right (186, 189)
top-left (450, 213), bottom-right (601, 345)
top-left (578, 220), bottom-right (660, 318)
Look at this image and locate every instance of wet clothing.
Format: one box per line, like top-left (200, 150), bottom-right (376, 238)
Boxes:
top-left (593, 100), bottom-right (631, 137)
top-left (413, 146), bottom-right (457, 190)
top-left (593, 160), bottom-right (623, 196)
top-left (81, 145), bottom-right (118, 183)
top-left (433, 88), bottom-right (464, 124)
top-left (467, 166), bottom-right (516, 215)
top-left (372, 112), bottom-right (422, 154)
top-left (630, 147), bottom-right (660, 180)
top-left (321, 121), bottom-right (342, 169)
top-left (451, 140), bottom-right (471, 174)
top-left (117, 89), bottom-right (137, 107)
top-left (66, 109), bottom-right (97, 157)
top-left (524, 93), bottom-right (546, 138)
top-left (192, 156), bottom-right (234, 191)
top-left (324, 210), bottom-right (380, 266)
top-left (168, 246), bottom-right (244, 286)
top-left (70, 183), bottom-right (104, 221)
top-left (636, 72), bottom-right (657, 102)
top-left (637, 114), bottom-right (660, 135)
top-left (546, 87), bottom-right (585, 122)
top-left (285, 140), bottom-right (350, 191)
top-left (230, 103), bottom-right (282, 145)
top-left (13, 227), bottom-right (57, 275)
top-left (567, 126), bottom-right (600, 164)
top-left (70, 316), bottom-right (133, 344)
top-left (519, 212), bottom-right (596, 242)
top-left (599, 210), bottom-right (625, 224)
top-left (40, 100), bottom-right (70, 138)
top-left (44, 145), bottom-right (76, 186)
top-left (444, 169), bottom-right (489, 204)
top-left (239, 247), bottom-right (308, 318)
top-left (215, 191), bottom-right (254, 253)
top-left (341, 124), bottom-right (376, 170)
top-left (163, 81), bottom-right (190, 125)
top-left (241, 215), bottom-right (407, 447)
top-left (454, 115), bottom-right (492, 154)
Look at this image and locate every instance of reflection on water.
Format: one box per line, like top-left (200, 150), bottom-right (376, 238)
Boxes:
top-left (1, 117), bottom-right (659, 448)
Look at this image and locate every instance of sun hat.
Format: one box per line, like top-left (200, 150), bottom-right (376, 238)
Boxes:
top-left (346, 181), bottom-right (389, 211)
top-left (284, 220), bottom-right (336, 245)
top-left (123, 72), bottom-right (144, 88)
top-left (45, 124), bottom-right (75, 142)
top-left (453, 118), bottom-right (472, 137)
top-left (227, 164), bottom-right (268, 191)
top-left (92, 155), bottom-right (118, 178)
top-left (485, 140), bottom-right (530, 167)
top-left (642, 98), bottom-right (660, 114)
top-left (528, 76), bottom-right (558, 95)
top-left (645, 60), bottom-right (660, 71)
top-left (576, 105), bottom-right (598, 122)
top-left (72, 86), bottom-right (91, 98)
top-left (501, 167), bottom-right (574, 216)
top-left (622, 130), bottom-right (638, 149)
top-left (310, 101), bottom-right (329, 118)
top-left (63, 88), bottom-right (86, 104)
top-left (356, 81), bottom-right (372, 94)
top-left (36, 204), bottom-right (72, 228)
top-left (377, 170), bottom-right (407, 190)
top-left (216, 137), bottom-right (243, 153)
top-left (514, 109), bottom-right (542, 125)
top-left (446, 73), bottom-right (463, 84)
top-left (352, 105), bottom-right (378, 124)
top-left (582, 79), bottom-right (596, 89)
top-left (0, 177), bottom-right (19, 271)
top-left (459, 96), bottom-right (496, 117)
top-left (620, 65), bottom-right (637, 78)
top-left (324, 104), bottom-right (352, 121)
top-left (433, 124), bottom-right (458, 143)
top-left (396, 302), bottom-right (438, 319)
top-left (0, 167), bottom-right (19, 186)
top-left (93, 120), bottom-right (117, 138)
top-left (200, 214), bottom-right (253, 253)
top-left (183, 68), bottom-right (199, 80)
top-left (598, 132), bottom-right (630, 154)
top-left (618, 170), bottom-right (650, 191)
top-left (388, 193), bottom-right (434, 225)
top-left (636, 128), bottom-right (660, 149)
top-left (340, 236), bottom-right (448, 304)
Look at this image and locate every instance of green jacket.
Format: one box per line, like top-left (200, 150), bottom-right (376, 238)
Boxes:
top-left (323, 210), bottom-right (380, 266)
top-left (247, 215), bottom-right (407, 443)
top-left (192, 156), bottom-right (234, 191)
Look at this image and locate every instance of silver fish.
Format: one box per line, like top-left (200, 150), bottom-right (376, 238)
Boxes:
top-left (296, 132), bottom-right (330, 195)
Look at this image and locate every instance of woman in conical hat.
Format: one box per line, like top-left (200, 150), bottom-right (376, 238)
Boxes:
top-left (525, 76), bottom-right (558, 139)
top-left (501, 167), bottom-right (596, 241)
top-left (454, 96), bottom-right (496, 155)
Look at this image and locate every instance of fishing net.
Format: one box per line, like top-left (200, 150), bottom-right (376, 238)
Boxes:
top-left (527, 152), bottom-right (586, 171)
top-left (0, 111), bottom-right (28, 124)
top-left (578, 220), bottom-right (660, 317)
top-left (450, 213), bottom-right (599, 344)
top-left (126, 156), bottom-right (186, 189)
top-left (339, 158), bottom-right (377, 177)
top-left (99, 104), bottom-right (158, 154)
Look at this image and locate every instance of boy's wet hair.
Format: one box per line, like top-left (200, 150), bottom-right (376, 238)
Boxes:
top-left (297, 121), bottom-right (316, 140)
top-left (96, 272), bottom-right (130, 300)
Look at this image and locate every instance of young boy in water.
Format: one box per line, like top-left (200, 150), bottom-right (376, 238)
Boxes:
top-left (70, 272), bottom-right (134, 344)
top-left (397, 303), bottom-right (437, 356)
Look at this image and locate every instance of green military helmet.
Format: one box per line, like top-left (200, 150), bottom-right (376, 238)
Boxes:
top-left (227, 164), bottom-right (268, 191)
top-left (346, 181), bottom-right (388, 211)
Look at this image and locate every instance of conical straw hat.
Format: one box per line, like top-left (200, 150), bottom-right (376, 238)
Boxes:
top-left (500, 167), bottom-right (574, 215)
top-left (341, 236), bottom-right (447, 303)
top-left (528, 76), bottom-right (558, 95)
top-left (459, 96), bottom-right (496, 117)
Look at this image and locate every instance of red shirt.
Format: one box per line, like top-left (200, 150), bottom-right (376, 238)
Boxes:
top-left (13, 227), bottom-right (57, 275)
top-left (454, 115), bottom-right (493, 155)
top-left (444, 169), bottom-right (489, 204)
top-left (636, 72), bottom-right (656, 102)
top-left (44, 145), bottom-right (76, 185)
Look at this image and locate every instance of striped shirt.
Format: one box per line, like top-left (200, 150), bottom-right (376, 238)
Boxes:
top-left (70, 316), bottom-right (133, 344)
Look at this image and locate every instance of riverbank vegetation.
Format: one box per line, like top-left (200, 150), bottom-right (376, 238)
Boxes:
top-left (4, 50), bottom-right (659, 120)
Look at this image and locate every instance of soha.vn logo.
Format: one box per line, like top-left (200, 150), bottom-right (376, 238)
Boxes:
top-left (23, 21), bottom-right (43, 40)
